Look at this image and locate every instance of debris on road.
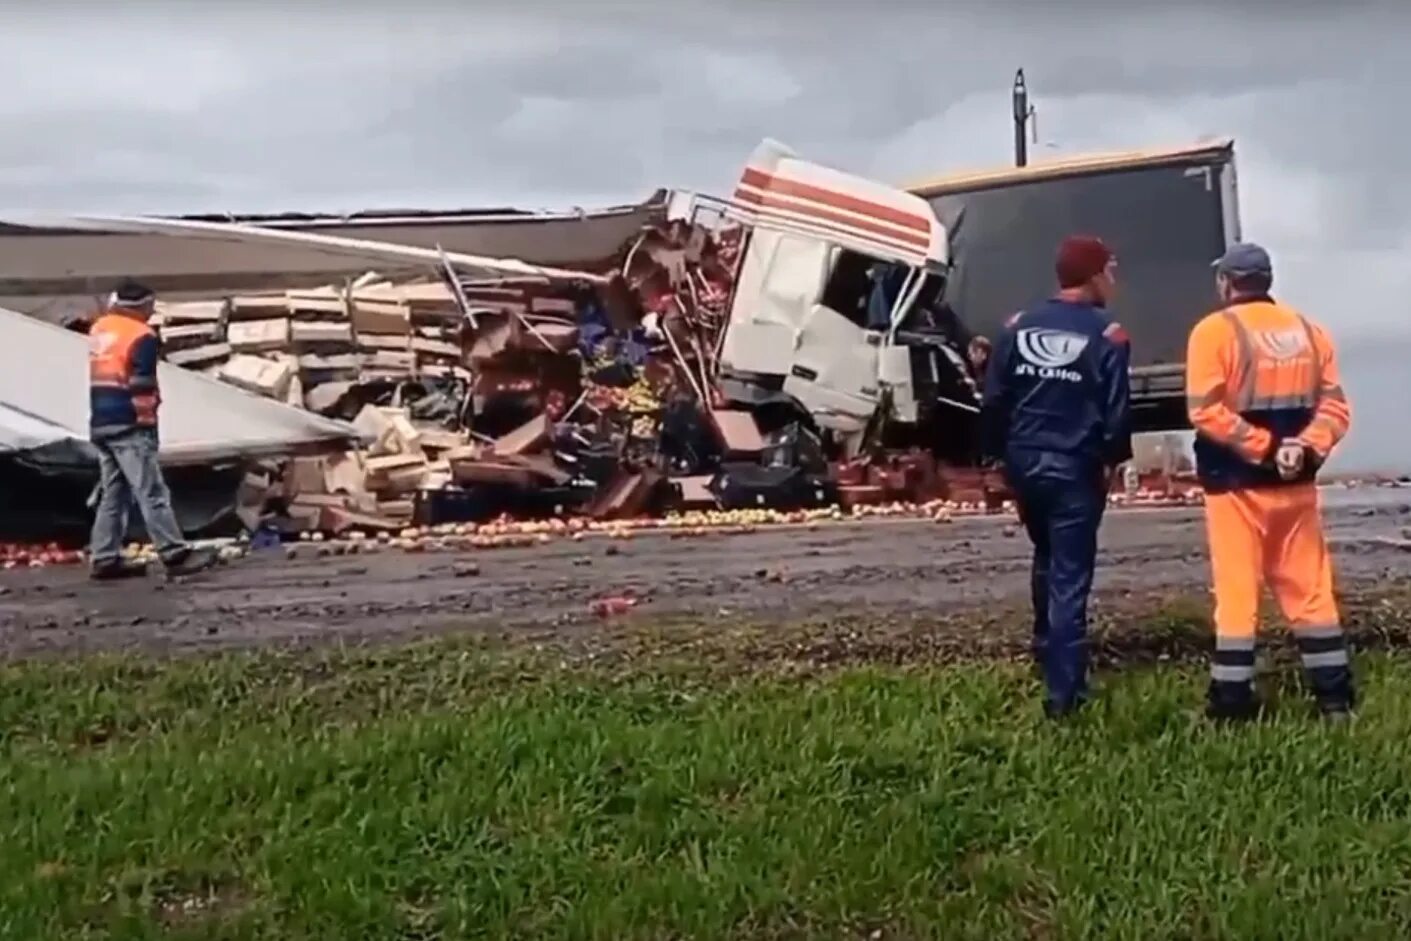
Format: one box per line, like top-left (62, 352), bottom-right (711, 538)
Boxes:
top-left (0, 542), bottom-right (83, 569)
top-left (589, 594), bottom-right (638, 618)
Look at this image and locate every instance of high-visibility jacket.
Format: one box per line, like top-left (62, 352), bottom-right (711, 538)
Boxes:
top-left (1185, 294), bottom-right (1350, 493)
top-left (89, 311), bottom-right (161, 439)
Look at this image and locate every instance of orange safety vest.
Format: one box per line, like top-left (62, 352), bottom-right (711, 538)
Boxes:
top-left (1185, 296), bottom-right (1351, 493)
top-left (89, 312), bottom-right (160, 433)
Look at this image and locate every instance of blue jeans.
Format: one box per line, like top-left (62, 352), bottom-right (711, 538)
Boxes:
top-left (89, 428), bottom-right (188, 565)
top-left (1006, 452), bottom-right (1107, 710)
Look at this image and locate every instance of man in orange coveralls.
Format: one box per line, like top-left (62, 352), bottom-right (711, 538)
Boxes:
top-left (1186, 243), bottom-right (1354, 721)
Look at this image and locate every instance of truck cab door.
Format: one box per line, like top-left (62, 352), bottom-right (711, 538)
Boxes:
top-left (878, 342), bottom-right (917, 423)
top-left (782, 302), bottom-right (882, 434)
top-left (719, 229), bottom-right (831, 377)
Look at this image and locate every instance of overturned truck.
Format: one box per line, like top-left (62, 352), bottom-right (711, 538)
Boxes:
top-left (711, 138), bottom-right (1239, 457)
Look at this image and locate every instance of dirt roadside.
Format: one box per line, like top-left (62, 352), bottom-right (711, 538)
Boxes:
top-left (2, 488), bottom-right (1410, 660)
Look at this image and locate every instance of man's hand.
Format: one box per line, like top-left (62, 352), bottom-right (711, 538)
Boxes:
top-left (1275, 438), bottom-right (1307, 480)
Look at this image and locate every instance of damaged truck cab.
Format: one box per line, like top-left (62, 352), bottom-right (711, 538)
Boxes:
top-left (715, 140), bottom-right (953, 443)
top-left (714, 138), bottom-right (1241, 456)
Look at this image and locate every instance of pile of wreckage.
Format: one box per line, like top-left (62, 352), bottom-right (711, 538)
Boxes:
top-left (150, 219), bottom-right (839, 537)
top-left (0, 137), bottom-right (1210, 562)
top-left (144, 209), bottom-right (1196, 543)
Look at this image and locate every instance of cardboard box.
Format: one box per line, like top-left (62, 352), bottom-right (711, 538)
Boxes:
top-left (710, 409), bottom-right (765, 455)
top-left (352, 406), bottom-right (423, 456)
top-left (226, 318), bottom-right (291, 353)
top-left (288, 457), bottom-right (327, 496)
top-left (228, 295), bottom-right (290, 321)
top-left (219, 354), bottom-right (295, 399)
top-left (492, 414), bottom-right (550, 457)
top-left (322, 451), bottom-right (367, 496)
top-left (291, 321), bottom-right (354, 346)
top-left (158, 300), bottom-right (225, 325)
top-left (365, 453), bottom-right (429, 493)
top-left (351, 298), bottom-right (410, 336)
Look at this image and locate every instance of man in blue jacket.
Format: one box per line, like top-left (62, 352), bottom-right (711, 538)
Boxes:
top-left (980, 236), bottom-right (1133, 717)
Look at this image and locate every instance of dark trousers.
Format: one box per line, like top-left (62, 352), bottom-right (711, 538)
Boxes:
top-left (1007, 453), bottom-right (1107, 710)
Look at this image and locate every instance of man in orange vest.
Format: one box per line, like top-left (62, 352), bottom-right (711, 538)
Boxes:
top-left (88, 279), bottom-right (216, 580)
top-left (1186, 243), bottom-right (1354, 720)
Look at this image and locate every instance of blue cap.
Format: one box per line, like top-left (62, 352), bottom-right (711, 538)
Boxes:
top-left (1212, 242), bottom-right (1272, 278)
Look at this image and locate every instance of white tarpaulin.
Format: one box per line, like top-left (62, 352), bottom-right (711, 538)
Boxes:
top-left (0, 306), bottom-right (359, 465)
top-left (7, 213), bottom-right (609, 285)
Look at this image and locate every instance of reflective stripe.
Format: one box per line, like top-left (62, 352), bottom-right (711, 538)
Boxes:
top-left (1302, 649), bottom-right (1349, 669)
top-left (1187, 389), bottom-right (1224, 411)
top-left (1249, 392), bottom-right (1317, 410)
top-left (1297, 316), bottom-right (1321, 395)
top-left (1212, 663), bottom-right (1255, 683)
top-left (1221, 311), bottom-right (1256, 410)
top-left (1228, 418), bottom-right (1266, 459)
top-left (1215, 635), bottom-right (1257, 651)
top-left (1222, 308), bottom-right (1323, 414)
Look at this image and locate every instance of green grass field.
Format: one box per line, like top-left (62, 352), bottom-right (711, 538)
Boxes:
top-left (4, 634), bottom-right (1411, 940)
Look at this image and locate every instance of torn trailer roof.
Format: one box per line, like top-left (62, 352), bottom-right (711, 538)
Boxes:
top-left (906, 139), bottom-right (1237, 197)
top-left (0, 306), bottom-right (361, 467)
top-left (0, 198), bottom-right (654, 320)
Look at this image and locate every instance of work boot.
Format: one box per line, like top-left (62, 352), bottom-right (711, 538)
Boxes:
top-left (1316, 687), bottom-right (1356, 722)
top-left (1320, 706), bottom-right (1354, 724)
top-left (162, 546), bottom-right (218, 577)
top-left (1043, 695), bottom-right (1087, 720)
top-left (89, 558), bottom-right (148, 581)
top-left (1206, 681), bottom-right (1260, 723)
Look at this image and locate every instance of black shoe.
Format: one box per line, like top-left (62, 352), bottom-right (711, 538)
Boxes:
top-left (1317, 695), bottom-right (1356, 722)
top-left (89, 559), bottom-right (149, 581)
top-left (1043, 697), bottom-right (1087, 720)
top-left (163, 546), bottom-right (218, 576)
top-left (1206, 699), bottom-right (1260, 723)
top-left (1207, 679), bottom-right (1261, 723)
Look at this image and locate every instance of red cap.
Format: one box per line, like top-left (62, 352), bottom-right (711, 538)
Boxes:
top-left (1055, 236), bottom-right (1112, 288)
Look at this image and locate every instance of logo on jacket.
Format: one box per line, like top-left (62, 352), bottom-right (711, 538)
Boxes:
top-left (1014, 327), bottom-right (1088, 382)
top-left (88, 329), bottom-right (118, 358)
top-left (1253, 327), bottom-right (1310, 362)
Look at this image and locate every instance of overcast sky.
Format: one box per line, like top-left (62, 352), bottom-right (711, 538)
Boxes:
top-left (1, 2), bottom-right (1407, 342)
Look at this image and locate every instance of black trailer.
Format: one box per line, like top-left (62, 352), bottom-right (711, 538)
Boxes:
top-left (913, 140), bottom-right (1239, 432)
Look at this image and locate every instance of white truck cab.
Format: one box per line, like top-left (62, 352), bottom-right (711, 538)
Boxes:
top-left (716, 140), bottom-right (952, 440)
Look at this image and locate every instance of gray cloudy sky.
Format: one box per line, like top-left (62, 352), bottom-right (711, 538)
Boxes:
top-left (2, 2), bottom-right (1408, 342)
